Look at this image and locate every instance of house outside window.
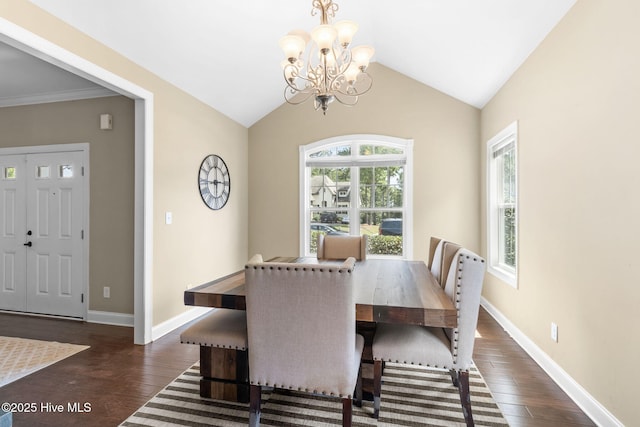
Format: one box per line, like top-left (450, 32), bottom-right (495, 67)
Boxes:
top-left (300, 135), bottom-right (413, 258)
top-left (487, 122), bottom-right (518, 287)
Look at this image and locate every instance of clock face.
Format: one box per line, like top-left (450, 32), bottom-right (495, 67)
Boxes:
top-left (198, 155), bottom-right (230, 210)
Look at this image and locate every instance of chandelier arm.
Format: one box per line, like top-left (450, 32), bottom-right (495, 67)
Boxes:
top-left (333, 72), bottom-right (373, 97)
top-left (332, 93), bottom-right (359, 106)
top-left (324, 45), bottom-right (355, 94)
top-left (284, 87), bottom-right (315, 105)
top-left (283, 61), bottom-right (326, 96)
top-left (284, 73), bottom-right (321, 96)
top-left (355, 72), bottom-right (374, 94)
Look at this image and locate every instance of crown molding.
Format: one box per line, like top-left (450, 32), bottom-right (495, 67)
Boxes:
top-left (0, 87), bottom-right (116, 108)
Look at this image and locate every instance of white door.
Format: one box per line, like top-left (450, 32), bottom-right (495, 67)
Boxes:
top-left (0, 155), bottom-right (28, 311)
top-left (0, 150), bottom-right (86, 318)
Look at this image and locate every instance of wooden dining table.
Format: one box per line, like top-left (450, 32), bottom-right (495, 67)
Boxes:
top-left (183, 256), bottom-right (457, 402)
top-left (184, 256), bottom-right (457, 328)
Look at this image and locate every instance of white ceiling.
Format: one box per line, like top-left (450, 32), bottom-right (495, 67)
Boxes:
top-left (6, 0), bottom-right (575, 127)
top-left (0, 41), bottom-right (115, 107)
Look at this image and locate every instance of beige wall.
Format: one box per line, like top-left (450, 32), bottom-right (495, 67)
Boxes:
top-left (0, 0), bottom-right (249, 326)
top-left (480, 1), bottom-right (639, 424)
top-left (0, 96), bottom-right (135, 313)
top-left (249, 63), bottom-right (480, 261)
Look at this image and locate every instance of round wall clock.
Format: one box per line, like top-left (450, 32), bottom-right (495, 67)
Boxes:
top-left (198, 154), bottom-right (231, 210)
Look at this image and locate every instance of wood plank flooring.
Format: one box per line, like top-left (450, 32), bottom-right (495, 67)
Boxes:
top-left (473, 309), bottom-right (596, 427)
top-left (0, 308), bottom-right (595, 426)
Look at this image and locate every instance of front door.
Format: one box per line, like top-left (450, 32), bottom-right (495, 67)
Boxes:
top-left (0, 150), bottom-right (86, 318)
top-left (0, 155), bottom-right (28, 311)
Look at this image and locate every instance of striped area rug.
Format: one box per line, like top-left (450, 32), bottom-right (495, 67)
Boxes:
top-left (121, 363), bottom-right (508, 426)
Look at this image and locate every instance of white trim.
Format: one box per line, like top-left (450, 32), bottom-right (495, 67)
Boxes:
top-left (0, 143), bottom-right (90, 320)
top-left (87, 310), bottom-right (134, 327)
top-left (151, 306), bottom-right (213, 341)
top-left (481, 298), bottom-right (623, 427)
top-left (0, 142), bottom-right (88, 156)
top-left (0, 88), bottom-right (116, 108)
top-left (299, 134), bottom-right (413, 259)
top-left (486, 121), bottom-right (518, 288)
top-left (404, 140), bottom-right (414, 259)
top-left (298, 144), bottom-right (307, 257)
top-left (135, 98), bottom-right (154, 345)
top-left (0, 18), bottom-right (155, 344)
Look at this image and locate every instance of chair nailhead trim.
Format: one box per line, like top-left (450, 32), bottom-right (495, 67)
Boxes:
top-left (248, 382), bottom-right (349, 398)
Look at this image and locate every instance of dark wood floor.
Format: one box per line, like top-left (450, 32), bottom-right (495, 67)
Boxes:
top-left (473, 310), bottom-right (595, 427)
top-left (0, 308), bottom-right (595, 426)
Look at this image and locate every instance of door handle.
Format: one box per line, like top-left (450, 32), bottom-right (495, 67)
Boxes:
top-left (23, 241), bottom-right (32, 247)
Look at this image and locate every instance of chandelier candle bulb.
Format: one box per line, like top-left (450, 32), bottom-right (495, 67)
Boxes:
top-left (279, 34), bottom-right (306, 62)
top-left (352, 45), bottom-right (375, 70)
top-left (311, 25), bottom-right (337, 52)
top-left (344, 63), bottom-right (360, 83)
top-left (334, 20), bottom-right (358, 46)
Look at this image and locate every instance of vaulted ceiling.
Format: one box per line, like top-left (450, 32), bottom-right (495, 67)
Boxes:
top-left (3, 0), bottom-right (576, 127)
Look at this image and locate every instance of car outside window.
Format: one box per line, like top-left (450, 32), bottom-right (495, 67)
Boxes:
top-left (301, 135), bottom-right (413, 258)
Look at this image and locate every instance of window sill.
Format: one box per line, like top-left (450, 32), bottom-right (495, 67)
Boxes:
top-left (487, 265), bottom-right (517, 289)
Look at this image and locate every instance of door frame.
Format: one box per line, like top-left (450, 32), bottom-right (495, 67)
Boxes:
top-left (0, 18), bottom-right (154, 344)
top-left (0, 143), bottom-right (90, 318)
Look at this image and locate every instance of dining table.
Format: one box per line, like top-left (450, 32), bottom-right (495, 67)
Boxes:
top-left (183, 256), bottom-right (457, 403)
top-left (184, 256), bottom-right (457, 328)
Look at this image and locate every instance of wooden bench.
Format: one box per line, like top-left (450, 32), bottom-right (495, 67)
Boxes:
top-left (180, 309), bottom-right (249, 403)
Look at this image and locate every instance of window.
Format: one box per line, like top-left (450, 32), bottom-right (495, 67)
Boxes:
top-left (487, 122), bottom-right (518, 287)
top-left (59, 165), bottom-right (74, 178)
top-left (4, 167), bottom-right (16, 180)
top-left (300, 135), bottom-right (413, 258)
top-left (37, 165), bottom-right (50, 179)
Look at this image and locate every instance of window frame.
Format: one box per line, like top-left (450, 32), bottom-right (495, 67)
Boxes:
top-left (486, 121), bottom-right (518, 288)
top-left (300, 134), bottom-right (414, 259)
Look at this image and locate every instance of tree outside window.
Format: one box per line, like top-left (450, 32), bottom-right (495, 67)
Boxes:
top-left (301, 136), bottom-right (413, 258)
top-left (487, 122), bottom-right (518, 287)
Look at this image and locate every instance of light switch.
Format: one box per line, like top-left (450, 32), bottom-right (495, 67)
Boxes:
top-left (165, 212), bottom-right (172, 225)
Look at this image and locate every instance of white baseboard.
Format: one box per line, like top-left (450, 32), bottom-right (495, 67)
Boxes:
top-left (480, 297), bottom-right (623, 427)
top-left (151, 306), bottom-right (213, 342)
top-left (87, 310), bottom-right (134, 327)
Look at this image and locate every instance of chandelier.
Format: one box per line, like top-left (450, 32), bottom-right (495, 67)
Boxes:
top-left (279, 0), bottom-right (374, 114)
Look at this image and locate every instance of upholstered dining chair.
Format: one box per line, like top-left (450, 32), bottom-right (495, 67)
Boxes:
top-left (427, 236), bottom-right (444, 270)
top-left (428, 237), bottom-right (462, 288)
top-left (244, 254), bottom-right (364, 427)
top-left (372, 246), bottom-right (486, 426)
top-left (439, 240), bottom-right (462, 288)
top-left (427, 237), bottom-right (446, 284)
top-left (317, 234), bottom-right (367, 261)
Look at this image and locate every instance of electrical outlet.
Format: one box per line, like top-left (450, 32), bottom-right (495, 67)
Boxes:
top-left (103, 286), bottom-right (111, 299)
top-left (551, 322), bottom-right (558, 342)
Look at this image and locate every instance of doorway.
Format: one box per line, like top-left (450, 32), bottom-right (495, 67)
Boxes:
top-left (0, 145), bottom-right (88, 318)
top-left (0, 19), bottom-right (153, 343)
